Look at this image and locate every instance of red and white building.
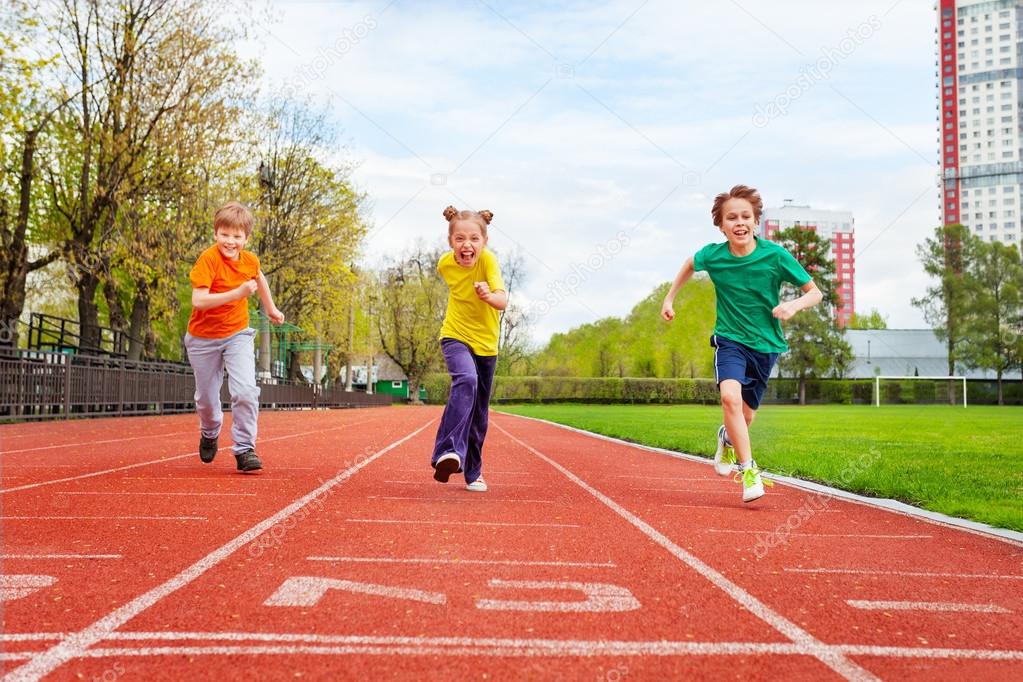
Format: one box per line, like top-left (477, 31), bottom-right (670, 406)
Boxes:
top-left (761, 201), bottom-right (856, 327)
top-left (937, 0), bottom-right (1023, 245)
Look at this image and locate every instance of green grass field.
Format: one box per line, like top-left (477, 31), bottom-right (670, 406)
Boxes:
top-left (498, 404), bottom-right (1023, 532)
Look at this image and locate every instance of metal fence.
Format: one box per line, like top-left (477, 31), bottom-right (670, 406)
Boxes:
top-left (0, 348), bottom-right (391, 421)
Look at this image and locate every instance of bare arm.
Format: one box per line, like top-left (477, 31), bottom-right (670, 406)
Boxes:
top-left (256, 271), bottom-right (285, 324)
top-left (661, 257), bottom-right (695, 321)
top-left (191, 281), bottom-right (256, 311)
top-left (772, 280), bottom-right (823, 320)
top-left (474, 282), bottom-right (508, 311)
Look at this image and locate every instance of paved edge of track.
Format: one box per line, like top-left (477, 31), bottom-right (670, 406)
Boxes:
top-left (0, 419), bottom-right (435, 682)
top-left (496, 412), bottom-right (1023, 547)
top-left (492, 422), bottom-right (880, 682)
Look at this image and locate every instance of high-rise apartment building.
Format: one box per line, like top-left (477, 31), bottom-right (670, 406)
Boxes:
top-left (761, 201), bottom-right (856, 327)
top-left (937, 0), bottom-right (1023, 246)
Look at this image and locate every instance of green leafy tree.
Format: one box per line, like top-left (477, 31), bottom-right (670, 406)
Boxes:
top-left (912, 224), bottom-right (978, 403)
top-left (772, 226), bottom-right (852, 404)
top-left (960, 240), bottom-right (1023, 404)
top-left (45, 0), bottom-right (255, 353)
top-left (532, 279), bottom-right (715, 378)
top-left (0, 1), bottom-right (63, 347)
top-left (847, 308), bottom-right (888, 330)
top-left (375, 244), bottom-right (446, 404)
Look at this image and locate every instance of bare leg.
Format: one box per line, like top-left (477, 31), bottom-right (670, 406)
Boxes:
top-left (720, 380), bottom-right (756, 466)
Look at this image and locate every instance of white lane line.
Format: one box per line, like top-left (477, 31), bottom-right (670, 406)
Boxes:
top-left (707, 529), bottom-right (932, 539)
top-left (1, 419), bottom-right (435, 682)
top-left (120, 477), bottom-right (277, 481)
top-left (1, 516), bottom-right (207, 521)
top-left (493, 422), bottom-right (877, 682)
top-left (365, 496), bottom-right (557, 504)
top-left (665, 504), bottom-right (841, 513)
top-left (5, 631), bottom-right (1023, 662)
top-left (384, 480), bottom-right (541, 487)
top-left (60, 492), bottom-right (256, 497)
top-left (785, 567), bottom-right (1023, 580)
top-left (306, 557), bottom-right (616, 568)
top-left (0, 430), bottom-right (193, 455)
top-left (0, 635), bottom-right (66, 642)
top-left (345, 519), bottom-right (579, 528)
top-left (0, 656), bottom-right (30, 662)
top-left (0, 465), bottom-right (81, 468)
top-left (846, 600), bottom-right (1011, 613)
top-left (0, 454), bottom-right (195, 494)
top-left (63, 640), bottom-right (1023, 661)
top-left (1, 554), bottom-right (121, 560)
top-left (2, 417), bottom-right (382, 495)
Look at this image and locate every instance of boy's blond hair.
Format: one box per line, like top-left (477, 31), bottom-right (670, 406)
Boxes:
top-left (443, 205), bottom-right (493, 237)
top-left (214, 201), bottom-right (255, 237)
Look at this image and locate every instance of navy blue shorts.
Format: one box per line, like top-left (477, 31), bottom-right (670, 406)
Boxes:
top-left (711, 335), bottom-right (779, 410)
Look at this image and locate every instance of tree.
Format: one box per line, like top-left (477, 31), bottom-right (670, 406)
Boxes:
top-left (959, 240), bottom-right (1022, 405)
top-left (772, 226), bottom-right (852, 404)
top-left (847, 308), bottom-right (888, 330)
top-left (912, 224), bottom-right (978, 403)
top-left (375, 244), bottom-right (446, 404)
top-left (495, 247), bottom-right (533, 375)
top-left (0, 1), bottom-right (63, 347)
top-left (45, 0), bottom-right (254, 353)
top-left (248, 96), bottom-right (366, 376)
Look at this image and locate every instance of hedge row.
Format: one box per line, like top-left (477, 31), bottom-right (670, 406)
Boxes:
top-left (420, 374), bottom-right (1022, 405)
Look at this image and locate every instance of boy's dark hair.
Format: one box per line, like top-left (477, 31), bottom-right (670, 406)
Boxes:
top-left (711, 185), bottom-right (763, 227)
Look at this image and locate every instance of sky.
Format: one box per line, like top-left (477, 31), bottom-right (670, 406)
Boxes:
top-left (241, 0), bottom-right (938, 345)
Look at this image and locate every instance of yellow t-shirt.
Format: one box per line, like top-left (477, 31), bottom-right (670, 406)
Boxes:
top-left (438, 249), bottom-right (506, 356)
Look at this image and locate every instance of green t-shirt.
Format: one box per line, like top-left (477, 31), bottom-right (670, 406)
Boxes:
top-left (692, 237), bottom-right (811, 353)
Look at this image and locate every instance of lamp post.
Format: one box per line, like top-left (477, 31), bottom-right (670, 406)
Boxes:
top-left (256, 161), bottom-right (276, 381)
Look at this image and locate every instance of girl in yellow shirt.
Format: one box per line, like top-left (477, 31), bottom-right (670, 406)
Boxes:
top-left (431, 206), bottom-right (507, 492)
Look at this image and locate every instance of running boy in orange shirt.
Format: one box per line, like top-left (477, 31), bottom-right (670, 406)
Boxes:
top-left (185, 201), bottom-right (284, 472)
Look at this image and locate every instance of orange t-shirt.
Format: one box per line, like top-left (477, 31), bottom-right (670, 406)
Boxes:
top-left (187, 245), bottom-right (261, 338)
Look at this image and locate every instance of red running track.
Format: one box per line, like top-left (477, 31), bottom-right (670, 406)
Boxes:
top-left (1, 407), bottom-right (1021, 681)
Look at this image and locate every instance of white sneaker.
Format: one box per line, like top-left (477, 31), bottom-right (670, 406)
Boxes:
top-left (465, 478), bottom-right (488, 492)
top-left (713, 425), bottom-right (736, 476)
top-left (433, 452), bottom-right (461, 483)
top-left (739, 466), bottom-right (765, 503)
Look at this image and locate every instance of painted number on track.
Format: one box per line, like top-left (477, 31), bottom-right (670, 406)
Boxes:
top-left (0, 575), bottom-right (57, 603)
top-left (265, 576), bottom-right (640, 613)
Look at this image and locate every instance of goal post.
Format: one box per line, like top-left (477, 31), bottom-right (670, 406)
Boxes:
top-left (873, 375), bottom-right (967, 407)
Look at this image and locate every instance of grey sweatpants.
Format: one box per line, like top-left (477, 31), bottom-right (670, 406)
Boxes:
top-left (184, 327), bottom-right (260, 454)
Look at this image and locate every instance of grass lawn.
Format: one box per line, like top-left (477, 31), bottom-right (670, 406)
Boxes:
top-left (498, 404), bottom-right (1023, 532)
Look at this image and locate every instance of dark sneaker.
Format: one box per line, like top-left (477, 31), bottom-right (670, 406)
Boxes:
top-left (432, 452), bottom-right (461, 483)
top-left (199, 436), bottom-right (219, 463)
top-left (234, 449), bottom-right (263, 472)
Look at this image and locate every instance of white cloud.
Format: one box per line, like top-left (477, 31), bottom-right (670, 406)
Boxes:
top-left (249, 0), bottom-right (943, 343)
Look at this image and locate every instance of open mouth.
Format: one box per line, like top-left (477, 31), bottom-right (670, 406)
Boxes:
top-left (458, 250), bottom-right (476, 264)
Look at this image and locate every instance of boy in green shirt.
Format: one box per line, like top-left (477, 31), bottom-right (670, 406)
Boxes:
top-left (661, 185), bottom-right (823, 502)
